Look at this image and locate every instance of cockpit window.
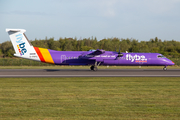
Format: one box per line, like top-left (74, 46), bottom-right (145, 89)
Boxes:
top-left (157, 55), bottom-right (166, 58)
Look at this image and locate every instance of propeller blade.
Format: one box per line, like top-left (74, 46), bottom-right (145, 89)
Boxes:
top-left (118, 47), bottom-right (120, 54)
top-left (117, 46), bottom-right (123, 57)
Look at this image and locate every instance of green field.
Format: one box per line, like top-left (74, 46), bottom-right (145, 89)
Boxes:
top-left (0, 77), bottom-right (180, 120)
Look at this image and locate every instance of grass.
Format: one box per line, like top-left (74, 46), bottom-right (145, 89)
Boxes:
top-left (0, 77), bottom-right (180, 119)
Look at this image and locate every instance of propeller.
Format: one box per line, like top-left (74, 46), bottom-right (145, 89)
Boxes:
top-left (115, 46), bottom-right (123, 60)
top-left (117, 47), bottom-right (123, 57)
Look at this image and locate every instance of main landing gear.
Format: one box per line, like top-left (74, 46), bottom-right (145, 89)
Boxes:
top-left (163, 66), bottom-right (167, 71)
top-left (90, 61), bottom-right (101, 71)
top-left (90, 65), bottom-right (98, 71)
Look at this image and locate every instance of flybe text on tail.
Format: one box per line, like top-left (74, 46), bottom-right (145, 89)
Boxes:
top-left (16, 33), bottom-right (27, 55)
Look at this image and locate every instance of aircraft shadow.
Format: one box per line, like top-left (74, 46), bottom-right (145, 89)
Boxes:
top-left (44, 69), bottom-right (90, 72)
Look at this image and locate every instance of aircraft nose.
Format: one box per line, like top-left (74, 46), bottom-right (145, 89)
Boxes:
top-left (170, 61), bottom-right (175, 66)
top-left (166, 60), bottom-right (175, 66)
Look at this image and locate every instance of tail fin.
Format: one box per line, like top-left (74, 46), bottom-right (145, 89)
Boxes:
top-left (6, 29), bottom-right (40, 61)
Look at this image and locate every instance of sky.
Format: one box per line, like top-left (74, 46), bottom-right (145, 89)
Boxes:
top-left (1, 0), bottom-right (180, 43)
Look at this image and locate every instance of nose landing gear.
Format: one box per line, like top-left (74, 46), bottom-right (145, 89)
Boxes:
top-left (163, 66), bottom-right (167, 71)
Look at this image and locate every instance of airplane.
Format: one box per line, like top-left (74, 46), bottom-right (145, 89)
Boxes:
top-left (6, 29), bottom-right (174, 71)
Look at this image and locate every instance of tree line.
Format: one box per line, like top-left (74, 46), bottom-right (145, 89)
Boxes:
top-left (0, 37), bottom-right (180, 59)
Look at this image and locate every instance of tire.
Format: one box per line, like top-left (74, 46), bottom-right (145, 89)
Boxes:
top-left (90, 66), bottom-right (94, 70)
top-left (93, 67), bottom-right (98, 71)
top-left (163, 67), bottom-right (167, 71)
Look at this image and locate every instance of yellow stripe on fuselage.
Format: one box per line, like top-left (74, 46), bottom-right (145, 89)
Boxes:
top-left (38, 48), bottom-right (54, 64)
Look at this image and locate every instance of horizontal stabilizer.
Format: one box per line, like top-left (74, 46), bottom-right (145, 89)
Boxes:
top-left (6, 29), bottom-right (26, 33)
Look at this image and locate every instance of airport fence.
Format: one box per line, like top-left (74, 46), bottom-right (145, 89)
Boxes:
top-left (0, 58), bottom-right (179, 66)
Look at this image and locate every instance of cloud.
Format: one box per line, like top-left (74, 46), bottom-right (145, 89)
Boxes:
top-left (76, 0), bottom-right (118, 17)
top-left (0, 10), bottom-right (54, 17)
top-left (99, 0), bottom-right (180, 15)
top-left (144, 0), bottom-right (180, 14)
top-left (98, 0), bottom-right (118, 17)
top-left (79, 0), bottom-right (180, 17)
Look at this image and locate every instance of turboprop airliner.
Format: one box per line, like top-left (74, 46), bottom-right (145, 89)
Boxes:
top-left (6, 29), bottom-right (174, 71)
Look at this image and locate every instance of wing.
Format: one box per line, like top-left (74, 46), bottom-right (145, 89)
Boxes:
top-left (89, 49), bottom-right (105, 55)
top-left (79, 49), bottom-right (105, 59)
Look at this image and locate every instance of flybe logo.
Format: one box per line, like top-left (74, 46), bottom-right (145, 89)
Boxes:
top-left (126, 54), bottom-right (147, 62)
top-left (16, 34), bottom-right (27, 55)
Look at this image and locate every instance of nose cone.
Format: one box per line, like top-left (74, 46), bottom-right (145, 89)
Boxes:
top-left (168, 61), bottom-right (175, 65)
top-left (164, 58), bottom-right (175, 66)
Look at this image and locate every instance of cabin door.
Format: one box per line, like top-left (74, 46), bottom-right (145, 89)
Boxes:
top-left (61, 55), bottom-right (66, 63)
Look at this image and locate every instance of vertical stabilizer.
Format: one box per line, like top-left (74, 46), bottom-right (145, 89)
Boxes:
top-left (6, 29), bottom-right (40, 61)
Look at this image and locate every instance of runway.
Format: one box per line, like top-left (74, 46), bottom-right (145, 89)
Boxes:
top-left (0, 69), bottom-right (180, 77)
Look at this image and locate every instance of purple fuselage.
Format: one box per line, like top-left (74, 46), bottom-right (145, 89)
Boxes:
top-left (48, 50), bottom-right (174, 66)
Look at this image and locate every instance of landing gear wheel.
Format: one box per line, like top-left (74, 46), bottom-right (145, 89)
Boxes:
top-left (93, 67), bottom-right (98, 71)
top-left (90, 66), bottom-right (98, 71)
top-left (90, 66), bottom-right (94, 70)
top-left (163, 67), bottom-right (167, 71)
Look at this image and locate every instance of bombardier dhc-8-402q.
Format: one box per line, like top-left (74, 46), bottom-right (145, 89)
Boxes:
top-left (6, 29), bottom-right (174, 71)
